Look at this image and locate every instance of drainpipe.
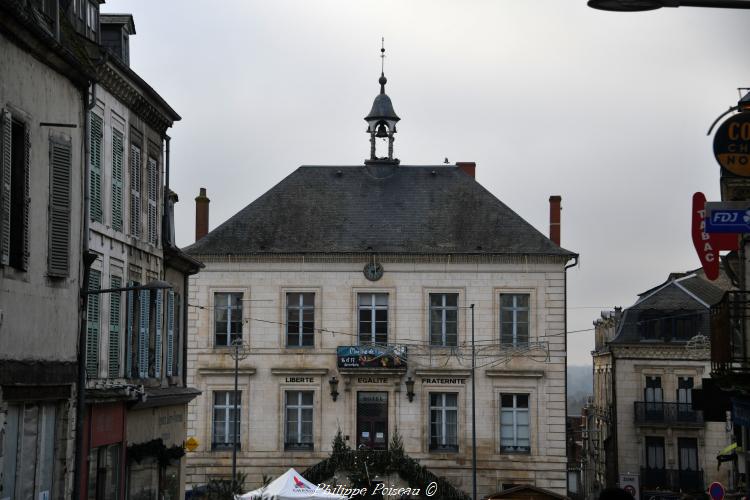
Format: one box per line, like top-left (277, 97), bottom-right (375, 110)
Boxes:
top-left (564, 254), bottom-right (579, 493)
top-left (73, 82), bottom-right (96, 500)
top-left (182, 273), bottom-right (189, 387)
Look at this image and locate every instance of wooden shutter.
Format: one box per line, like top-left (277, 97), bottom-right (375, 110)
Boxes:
top-left (126, 283), bottom-right (134, 377)
top-left (108, 275), bottom-right (122, 378)
top-left (89, 113), bottom-right (103, 223)
top-left (48, 138), bottom-right (71, 277)
top-left (138, 289), bottom-right (150, 378)
top-left (21, 125), bottom-right (30, 271)
top-left (86, 269), bottom-right (101, 379)
top-left (1, 109), bottom-right (12, 265)
top-left (166, 290), bottom-right (175, 376)
top-left (111, 129), bottom-right (124, 232)
top-left (147, 157), bottom-right (157, 245)
top-left (129, 144), bottom-right (141, 238)
top-left (154, 289), bottom-right (163, 378)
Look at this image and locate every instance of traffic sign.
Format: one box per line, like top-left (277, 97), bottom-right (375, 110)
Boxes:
top-left (709, 482), bottom-right (725, 500)
top-left (185, 436), bottom-right (199, 452)
top-left (705, 202), bottom-right (750, 233)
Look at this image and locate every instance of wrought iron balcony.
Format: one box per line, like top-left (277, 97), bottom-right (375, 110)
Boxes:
top-left (640, 467), bottom-right (704, 493)
top-left (711, 291), bottom-right (750, 376)
top-left (633, 402), bottom-right (704, 427)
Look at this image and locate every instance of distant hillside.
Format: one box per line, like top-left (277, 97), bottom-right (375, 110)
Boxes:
top-left (567, 365), bottom-right (593, 414)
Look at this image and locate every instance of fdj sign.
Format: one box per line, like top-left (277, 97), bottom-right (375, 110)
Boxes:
top-left (714, 112), bottom-right (750, 176)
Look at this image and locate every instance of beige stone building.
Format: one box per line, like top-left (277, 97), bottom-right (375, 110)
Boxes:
top-left (182, 70), bottom-right (578, 498)
top-left (584, 271), bottom-right (733, 500)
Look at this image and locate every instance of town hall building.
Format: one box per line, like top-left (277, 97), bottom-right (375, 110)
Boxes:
top-left (182, 62), bottom-right (577, 498)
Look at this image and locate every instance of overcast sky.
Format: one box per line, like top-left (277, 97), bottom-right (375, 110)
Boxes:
top-left (105, 0), bottom-right (750, 366)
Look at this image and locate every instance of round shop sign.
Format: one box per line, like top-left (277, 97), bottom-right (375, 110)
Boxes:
top-left (709, 482), bottom-right (725, 500)
top-left (623, 485), bottom-right (636, 498)
top-left (714, 112), bottom-right (750, 176)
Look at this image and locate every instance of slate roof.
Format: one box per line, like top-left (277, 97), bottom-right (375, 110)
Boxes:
top-left (185, 164), bottom-right (576, 258)
top-left (610, 273), bottom-right (725, 344)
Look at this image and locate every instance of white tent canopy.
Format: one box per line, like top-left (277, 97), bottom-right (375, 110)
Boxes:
top-left (237, 468), bottom-right (349, 500)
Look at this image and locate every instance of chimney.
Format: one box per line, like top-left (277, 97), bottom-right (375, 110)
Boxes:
top-left (195, 188), bottom-right (210, 242)
top-left (456, 162), bottom-right (476, 178)
top-left (549, 195), bottom-right (561, 246)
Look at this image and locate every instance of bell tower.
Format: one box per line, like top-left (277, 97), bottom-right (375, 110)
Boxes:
top-left (364, 40), bottom-right (400, 165)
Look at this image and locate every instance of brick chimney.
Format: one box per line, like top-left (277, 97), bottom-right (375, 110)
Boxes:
top-left (456, 162), bottom-right (476, 178)
top-left (195, 188), bottom-right (210, 242)
top-left (549, 195), bottom-right (561, 246)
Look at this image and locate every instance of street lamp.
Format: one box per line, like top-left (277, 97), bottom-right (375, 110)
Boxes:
top-left (73, 268), bottom-right (173, 500)
top-left (228, 338), bottom-right (249, 491)
top-left (588, 0), bottom-right (750, 10)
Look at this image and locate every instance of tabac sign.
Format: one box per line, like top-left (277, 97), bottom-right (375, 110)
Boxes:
top-left (714, 112), bottom-right (750, 176)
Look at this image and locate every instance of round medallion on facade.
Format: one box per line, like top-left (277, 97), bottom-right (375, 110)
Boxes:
top-left (363, 262), bottom-right (384, 281)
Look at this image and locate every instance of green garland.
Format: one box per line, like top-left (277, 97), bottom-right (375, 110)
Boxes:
top-left (126, 438), bottom-right (185, 467)
top-left (303, 429), bottom-right (472, 500)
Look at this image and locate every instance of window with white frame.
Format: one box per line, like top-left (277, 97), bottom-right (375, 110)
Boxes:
top-left (500, 294), bottom-right (529, 345)
top-left (429, 293), bottom-right (458, 347)
top-left (286, 292), bottom-right (314, 347)
top-left (500, 394), bottom-right (530, 452)
top-left (212, 391), bottom-right (241, 450)
top-left (429, 393), bottom-right (458, 451)
top-left (285, 391), bottom-right (313, 450)
top-left (358, 293), bottom-right (388, 345)
top-left (214, 292), bottom-right (243, 347)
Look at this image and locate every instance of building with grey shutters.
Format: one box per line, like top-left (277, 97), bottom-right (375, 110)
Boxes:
top-left (0, 2), bottom-right (201, 499)
top-left (183, 67), bottom-right (577, 499)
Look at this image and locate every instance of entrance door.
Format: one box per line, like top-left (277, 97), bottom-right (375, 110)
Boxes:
top-left (357, 392), bottom-right (388, 450)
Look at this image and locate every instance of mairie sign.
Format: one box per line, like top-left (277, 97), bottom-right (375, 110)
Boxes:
top-left (705, 202), bottom-right (750, 233)
top-left (337, 345), bottom-right (407, 369)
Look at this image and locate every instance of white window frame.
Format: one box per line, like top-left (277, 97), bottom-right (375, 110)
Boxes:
top-left (357, 292), bottom-right (389, 345)
top-left (286, 292), bottom-right (315, 348)
top-left (212, 391), bottom-right (241, 450)
top-left (429, 293), bottom-right (459, 347)
top-left (213, 292), bottom-right (243, 347)
top-left (284, 390), bottom-right (314, 450)
top-left (429, 392), bottom-right (458, 451)
top-left (499, 293), bottom-right (530, 345)
top-left (500, 393), bottom-right (530, 453)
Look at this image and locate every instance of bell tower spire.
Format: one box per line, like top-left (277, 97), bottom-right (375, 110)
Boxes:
top-left (365, 38), bottom-right (400, 165)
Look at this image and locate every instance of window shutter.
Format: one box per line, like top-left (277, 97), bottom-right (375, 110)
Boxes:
top-left (1, 109), bottom-right (12, 265)
top-left (86, 269), bottom-right (101, 379)
top-left (21, 125), bottom-right (30, 271)
top-left (138, 289), bottom-right (150, 378)
top-left (129, 144), bottom-right (141, 238)
top-left (111, 129), bottom-right (124, 232)
top-left (89, 113), bottom-right (103, 223)
top-left (154, 289), bottom-right (163, 379)
top-left (166, 290), bottom-right (174, 376)
top-left (126, 283), bottom-right (134, 377)
top-left (147, 157), bottom-right (158, 246)
top-left (48, 138), bottom-right (71, 277)
top-left (108, 275), bottom-right (122, 378)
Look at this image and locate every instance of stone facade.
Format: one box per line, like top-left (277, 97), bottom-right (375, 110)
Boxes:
top-left (184, 257), bottom-right (570, 498)
top-left (0, 11), bottom-right (86, 499)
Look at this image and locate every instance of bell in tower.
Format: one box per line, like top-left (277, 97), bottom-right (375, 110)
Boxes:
top-left (365, 40), bottom-right (400, 165)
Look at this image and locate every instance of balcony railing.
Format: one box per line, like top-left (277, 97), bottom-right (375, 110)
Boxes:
top-left (711, 291), bottom-right (750, 375)
top-left (633, 402), bottom-right (704, 427)
top-left (640, 467), bottom-right (704, 493)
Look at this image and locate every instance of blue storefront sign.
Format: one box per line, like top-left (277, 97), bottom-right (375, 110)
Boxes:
top-left (705, 202), bottom-right (750, 233)
top-left (336, 345), bottom-right (407, 369)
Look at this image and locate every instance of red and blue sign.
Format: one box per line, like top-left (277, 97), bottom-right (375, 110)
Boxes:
top-left (709, 482), bottom-right (725, 500)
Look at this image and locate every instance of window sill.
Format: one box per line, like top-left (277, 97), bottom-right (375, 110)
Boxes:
top-left (499, 448), bottom-right (531, 454)
top-left (284, 444), bottom-right (314, 452)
